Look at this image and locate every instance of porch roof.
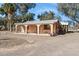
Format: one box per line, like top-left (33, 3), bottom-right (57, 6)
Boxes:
top-left (60, 22), bottom-right (68, 25)
top-left (15, 20), bottom-right (58, 25)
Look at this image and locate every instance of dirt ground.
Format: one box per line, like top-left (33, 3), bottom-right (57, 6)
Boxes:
top-left (0, 31), bottom-right (79, 56)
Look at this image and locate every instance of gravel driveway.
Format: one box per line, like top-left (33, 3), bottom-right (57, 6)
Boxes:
top-left (0, 31), bottom-right (79, 56)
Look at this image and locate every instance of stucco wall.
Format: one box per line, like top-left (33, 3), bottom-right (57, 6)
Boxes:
top-left (53, 22), bottom-right (60, 34)
top-left (39, 24), bottom-right (50, 34)
top-left (16, 21), bottom-right (61, 34)
top-left (27, 25), bottom-right (37, 33)
top-left (17, 25), bottom-right (25, 33)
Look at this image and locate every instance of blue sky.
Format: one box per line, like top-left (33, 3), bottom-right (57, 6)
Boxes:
top-left (29, 3), bottom-right (58, 20)
top-left (28, 3), bottom-right (72, 22)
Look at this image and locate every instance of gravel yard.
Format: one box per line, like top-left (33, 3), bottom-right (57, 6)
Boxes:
top-left (0, 31), bottom-right (79, 56)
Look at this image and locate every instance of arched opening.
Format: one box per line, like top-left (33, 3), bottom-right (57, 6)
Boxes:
top-left (27, 24), bottom-right (37, 33)
top-left (39, 24), bottom-right (50, 34)
top-left (17, 25), bottom-right (25, 33)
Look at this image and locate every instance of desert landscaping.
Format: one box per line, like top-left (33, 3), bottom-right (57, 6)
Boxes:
top-left (0, 31), bottom-right (79, 56)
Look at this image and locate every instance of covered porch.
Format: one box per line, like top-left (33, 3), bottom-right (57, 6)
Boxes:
top-left (15, 20), bottom-right (60, 36)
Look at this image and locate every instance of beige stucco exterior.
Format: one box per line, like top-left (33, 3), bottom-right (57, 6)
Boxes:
top-left (27, 24), bottom-right (37, 33)
top-left (15, 20), bottom-right (68, 36)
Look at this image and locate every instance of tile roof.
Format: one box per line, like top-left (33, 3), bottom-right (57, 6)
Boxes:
top-left (15, 20), bottom-right (58, 25)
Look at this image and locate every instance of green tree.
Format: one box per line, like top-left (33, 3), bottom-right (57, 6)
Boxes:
top-left (0, 3), bottom-right (16, 31)
top-left (18, 3), bottom-right (36, 15)
top-left (37, 11), bottom-right (55, 20)
top-left (0, 3), bottom-right (36, 31)
top-left (58, 3), bottom-right (79, 23)
top-left (15, 12), bottom-right (35, 23)
top-left (18, 3), bottom-right (36, 22)
top-left (23, 12), bottom-right (35, 22)
top-left (55, 15), bottom-right (62, 21)
top-left (0, 18), bottom-right (4, 25)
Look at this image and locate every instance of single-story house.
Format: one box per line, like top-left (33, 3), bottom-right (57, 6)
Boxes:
top-left (15, 20), bottom-right (68, 36)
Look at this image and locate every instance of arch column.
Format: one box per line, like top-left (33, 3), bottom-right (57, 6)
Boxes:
top-left (37, 24), bottom-right (40, 35)
top-left (50, 24), bottom-right (53, 34)
top-left (25, 25), bottom-right (28, 34)
top-left (15, 25), bottom-right (17, 32)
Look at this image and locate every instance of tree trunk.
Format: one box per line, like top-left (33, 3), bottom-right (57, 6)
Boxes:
top-left (7, 22), bottom-right (9, 31)
top-left (10, 20), bottom-right (11, 32)
top-left (8, 13), bottom-right (12, 32)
